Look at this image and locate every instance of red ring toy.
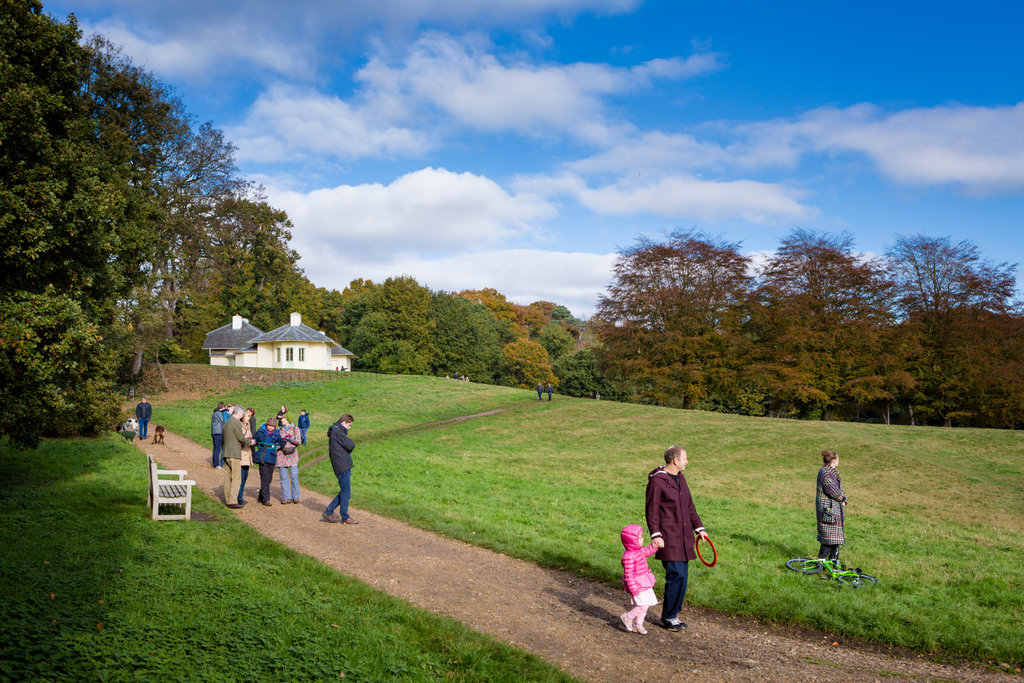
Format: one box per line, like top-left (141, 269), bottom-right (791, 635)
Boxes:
top-left (696, 535), bottom-right (717, 567)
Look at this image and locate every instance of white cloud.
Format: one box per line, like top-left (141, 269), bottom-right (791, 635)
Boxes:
top-left (269, 167), bottom-right (554, 258)
top-left (229, 86), bottom-right (432, 163)
top-left (297, 246), bottom-right (615, 317)
top-left (68, 0), bottom-right (643, 81)
top-left (743, 102), bottom-right (1024, 195)
top-left (518, 172), bottom-right (813, 224)
top-left (359, 32), bottom-right (724, 143)
top-left (78, 20), bottom-right (314, 81)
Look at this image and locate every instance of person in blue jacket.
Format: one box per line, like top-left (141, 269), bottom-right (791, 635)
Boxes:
top-left (297, 409), bottom-right (310, 445)
top-left (210, 401), bottom-right (226, 469)
top-left (252, 418), bottom-right (286, 506)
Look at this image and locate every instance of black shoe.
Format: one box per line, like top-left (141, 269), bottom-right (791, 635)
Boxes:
top-left (260, 500), bottom-right (272, 506)
top-left (660, 618), bottom-right (686, 631)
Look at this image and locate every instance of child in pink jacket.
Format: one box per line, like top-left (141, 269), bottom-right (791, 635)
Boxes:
top-left (619, 523), bottom-right (659, 634)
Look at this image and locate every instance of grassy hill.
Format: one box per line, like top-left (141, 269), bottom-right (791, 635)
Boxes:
top-left (154, 369), bottom-right (1024, 666)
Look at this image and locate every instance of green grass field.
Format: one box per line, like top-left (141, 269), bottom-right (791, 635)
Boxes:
top-left (154, 372), bottom-right (1024, 667)
top-left (0, 435), bottom-right (577, 682)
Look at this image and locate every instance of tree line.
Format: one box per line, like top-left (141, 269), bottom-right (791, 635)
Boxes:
top-left (594, 229), bottom-right (1023, 428)
top-left (3, 2), bottom-right (1020, 450)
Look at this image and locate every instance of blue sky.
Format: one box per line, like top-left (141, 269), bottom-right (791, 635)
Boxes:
top-left (46, 0), bottom-right (1024, 317)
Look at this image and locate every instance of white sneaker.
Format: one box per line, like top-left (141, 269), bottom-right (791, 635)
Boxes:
top-left (619, 613), bottom-right (634, 632)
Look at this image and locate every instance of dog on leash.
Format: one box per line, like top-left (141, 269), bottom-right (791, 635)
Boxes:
top-left (152, 425), bottom-right (166, 444)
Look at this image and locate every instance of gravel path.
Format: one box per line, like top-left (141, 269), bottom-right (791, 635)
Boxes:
top-left (136, 430), bottom-right (1018, 682)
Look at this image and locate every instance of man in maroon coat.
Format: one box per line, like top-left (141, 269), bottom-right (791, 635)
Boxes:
top-left (646, 445), bottom-right (708, 631)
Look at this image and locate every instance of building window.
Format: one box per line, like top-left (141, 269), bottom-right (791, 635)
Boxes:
top-left (298, 348), bottom-right (305, 362)
top-left (286, 347), bottom-right (294, 362)
top-left (276, 348), bottom-right (281, 362)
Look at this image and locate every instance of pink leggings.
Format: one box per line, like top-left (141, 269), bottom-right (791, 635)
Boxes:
top-left (625, 604), bottom-right (649, 623)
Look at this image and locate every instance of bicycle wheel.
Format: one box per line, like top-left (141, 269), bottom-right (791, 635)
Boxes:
top-left (837, 571), bottom-right (877, 587)
top-left (785, 558), bottom-right (823, 574)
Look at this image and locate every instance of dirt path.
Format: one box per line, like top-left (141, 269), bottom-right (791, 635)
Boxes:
top-left (136, 430), bottom-right (1017, 682)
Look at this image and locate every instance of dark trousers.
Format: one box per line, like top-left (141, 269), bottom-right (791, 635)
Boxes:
top-left (818, 544), bottom-right (841, 561)
top-left (257, 463), bottom-right (275, 502)
top-left (238, 465), bottom-right (249, 503)
top-left (661, 560), bottom-right (690, 622)
top-left (211, 434), bottom-right (223, 467)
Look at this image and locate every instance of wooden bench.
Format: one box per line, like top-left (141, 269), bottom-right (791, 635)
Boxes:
top-left (147, 454), bottom-right (196, 521)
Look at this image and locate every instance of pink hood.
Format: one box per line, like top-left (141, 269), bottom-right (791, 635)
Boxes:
top-left (620, 524), bottom-right (643, 551)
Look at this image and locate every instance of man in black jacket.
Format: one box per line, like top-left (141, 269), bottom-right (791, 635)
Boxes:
top-left (322, 414), bottom-right (357, 524)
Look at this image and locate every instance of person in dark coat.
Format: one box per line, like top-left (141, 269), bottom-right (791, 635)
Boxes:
top-left (210, 401), bottom-right (226, 469)
top-left (645, 445), bottom-right (708, 632)
top-left (297, 409), bottom-right (310, 445)
top-left (322, 414), bottom-right (358, 524)
top-left (135, 397), bottom-right (152, 439)
top-left (816, 449), bottom-right (847, 562)
top-left (252, 418), bottom-right (286, 506)
top-left (536, 383), bottom-right (544, 400)
top-left (545, 382), bottom-right (554, 401)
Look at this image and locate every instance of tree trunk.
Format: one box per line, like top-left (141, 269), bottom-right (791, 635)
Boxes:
top-left (155, 355), bottom-right (168, 391)
top-left (130, 348), bottom-right (144, 376)
top-left (908, 403), bottom-right (915, 426)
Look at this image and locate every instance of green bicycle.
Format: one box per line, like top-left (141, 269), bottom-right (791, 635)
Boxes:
top-left (785, 555), bottom-right (877, 586)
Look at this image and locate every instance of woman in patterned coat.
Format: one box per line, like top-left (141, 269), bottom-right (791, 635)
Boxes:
top-left (816, 449), bottom-right (847, 562)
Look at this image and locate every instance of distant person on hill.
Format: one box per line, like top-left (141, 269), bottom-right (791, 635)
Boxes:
top-left (619, 524), bottom-right (659, 634)
top-left (816, 450), bottom-right (847, 565)
top-left (135, 396), bottom-right (152, 439)
top-left (210, 401), bottom-right (226, 469)
top-left (252, 418), bottom-right (286, 506)
top-left (322, 414), bottom-right (357, 524)
top-left (646, 445), bottom-right (708, 632)
top-left (537, 383), bottom-right (544, 400)
top-left (276, 415), bottom-right (302, 504)
top-left (546, 382), bottom-right (554, 401)
top-left (222, 406), bottom-right (254, 509)
top-left (297, 409), bottom-right (310, 445)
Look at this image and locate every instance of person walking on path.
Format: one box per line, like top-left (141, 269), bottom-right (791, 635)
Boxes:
top-left (221, 406), bottom-right (254, 509)
top-left (210, 401), bottom-right (226, 469)
top-left (645, 445), bottom-right (708, 632)
top-left (619, 524), bottom-right (659, 635)
top-left (546, 382), bottom-right (554, 401)
top-left (322, 414), bottom-right (358, 524)
top-left (276, 416), bottom-right (302, 504)
top-left (536, 383), bottom-right (544, 400)
top-left (252, 418), bottom-right (286, 506)
top-left (816, 449), bottom-right (847, 564)
top-left (297, 409), bottom-right (310, 445)
top-left (135, 396), bottom-right (152, 439)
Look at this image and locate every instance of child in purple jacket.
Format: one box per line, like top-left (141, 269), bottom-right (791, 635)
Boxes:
top-left (619, 523), bottom-right (659, 634)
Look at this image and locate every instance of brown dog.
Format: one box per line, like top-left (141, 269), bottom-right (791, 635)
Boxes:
top-left (152, 425), bottom-right (166, 444)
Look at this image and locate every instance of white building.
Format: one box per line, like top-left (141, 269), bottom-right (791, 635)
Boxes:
top-left (202, 312), bottom-right (357, 371)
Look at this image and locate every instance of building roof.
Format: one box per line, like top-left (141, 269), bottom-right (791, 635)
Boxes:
top-left (202, 320), bottom-right (265, 350)
top-left (249, 322), bottom-right (339, 345)
top-left (332, 344), bottom-right (356, 357)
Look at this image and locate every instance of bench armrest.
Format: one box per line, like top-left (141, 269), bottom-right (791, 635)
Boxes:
top-left (155, 469), bottom-right (189, 478)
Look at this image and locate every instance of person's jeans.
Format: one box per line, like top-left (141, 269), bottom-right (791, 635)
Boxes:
top-left (211, 433), bottom-right (223, 467)
top-left (138, 418), bottom-right (149, 438)
top-left (661, 560), bottom-right (690, 622)
top-left (238, 465), bottom-right (249, 504)
top-left (324, 469), bottom-right (352, 520)
top-left (299, 427), bottom-right (308, 445)
top-left (279, 465), bottom-right (300, 501)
